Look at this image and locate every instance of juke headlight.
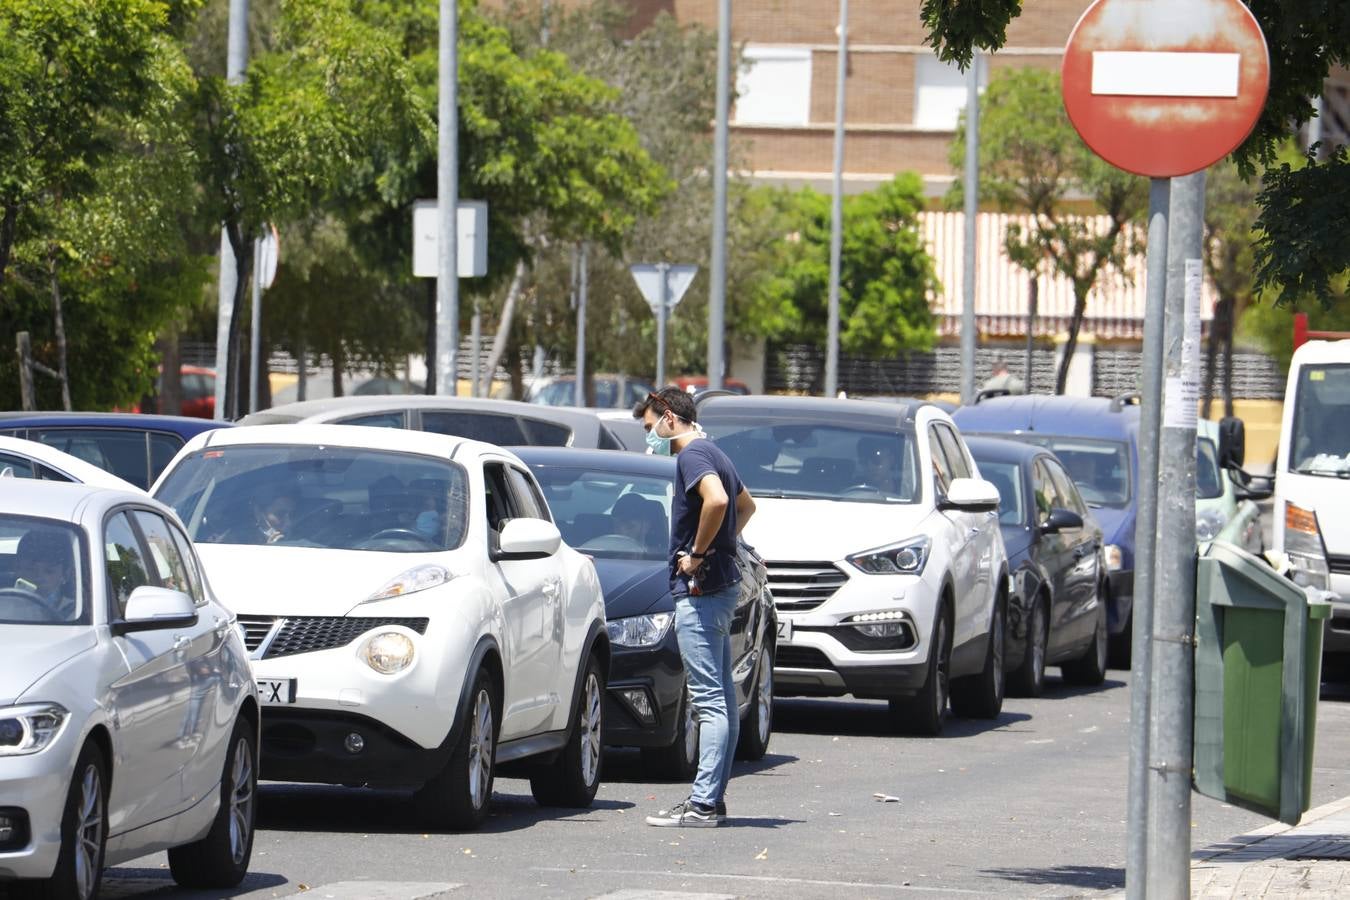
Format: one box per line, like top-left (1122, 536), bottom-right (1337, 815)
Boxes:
top-left (0, 704), bottom-right (69, 756)
top-left (366, 565), bottom-right (452, 603)
top-left (607, 612), bottom-right (674, 648)
top-left (847, 536), bottom-right (931, 576)
top-left (360, 632), bottom-right (416, 674)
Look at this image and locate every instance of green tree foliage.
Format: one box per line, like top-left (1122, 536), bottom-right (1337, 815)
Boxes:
top-left (949, 68), bottom-right (1146, 394)
top-left (756, 174), bottom-right (939, 364)
top-left (921, 0), bottom-right (1350, 308)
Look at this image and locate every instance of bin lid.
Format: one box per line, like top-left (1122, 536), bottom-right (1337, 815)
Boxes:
top-left (1203, 540), bottom-right (1310, 608)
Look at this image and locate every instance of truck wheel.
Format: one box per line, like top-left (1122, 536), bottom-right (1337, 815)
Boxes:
top-left (531, 654), bottom-right (605, 808)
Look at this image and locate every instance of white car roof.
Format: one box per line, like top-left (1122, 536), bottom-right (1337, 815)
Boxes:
top-left (179, 423), bottom-right (511, 465)
top-left (1290, 339), bottom-right (1350, 366)
top-left (0, 435), bottom-right (143, 492)
top-left (0, 480), bottom-right (158, 522)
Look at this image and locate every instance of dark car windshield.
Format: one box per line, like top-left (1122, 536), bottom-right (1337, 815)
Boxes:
top-left (155, 445), bottom-right (469, 552)
top-left (988, 435), bottom-right (1132, 508)
top-left (701, 416), bottom-right (920, 504)
top-left (0, 516), bottom-right (87, 625)
top-left (528, 465), bottom-right (671, 560)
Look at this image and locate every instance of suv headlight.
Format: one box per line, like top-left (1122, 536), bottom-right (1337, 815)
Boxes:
top-left (1283, 502), bottom-right (1330, 590)
top-left (0, 704), bottom-right (69, 756)
top-left (1103, 544), bottom-right (1125, 572)
top-left (366, 565), bottom-right (451, 603)
top-left (359, 632), bottom-right (416, 674)
top-left (1195, 508), bottom-right (1229, 543)
top-left (847, 536), bottom-right (931, 576)
top-left (606, 612), bottom-right (674, 648)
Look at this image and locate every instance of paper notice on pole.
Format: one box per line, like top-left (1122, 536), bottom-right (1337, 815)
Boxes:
top-left (1163, 258), bottom-right (1203, 430)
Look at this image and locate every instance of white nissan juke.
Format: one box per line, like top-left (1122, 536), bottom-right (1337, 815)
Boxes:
top-left (152, 425), bottom-right (609, 830)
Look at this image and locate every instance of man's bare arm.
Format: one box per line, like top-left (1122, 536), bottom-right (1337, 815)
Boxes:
top-left (734, 486), bottom-right (756, 535)
top-left (690, 473), bottom-right (729, 555)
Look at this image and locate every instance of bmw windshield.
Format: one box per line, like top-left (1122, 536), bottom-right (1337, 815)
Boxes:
top-left (155, 445), bottom-right (470, 552)
top-left (0, 516), bottom-right (88, 625)
top-left (700, 416), bottom-right (920, 504)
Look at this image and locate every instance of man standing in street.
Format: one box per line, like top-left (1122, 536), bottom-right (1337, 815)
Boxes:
top-left (635, 387), bottom-right (756, 827)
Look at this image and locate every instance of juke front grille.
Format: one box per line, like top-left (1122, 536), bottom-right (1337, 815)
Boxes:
top-left (236, 615), bottom-right (429, 658)
top-left (765, 561), bottom-right (847, 612)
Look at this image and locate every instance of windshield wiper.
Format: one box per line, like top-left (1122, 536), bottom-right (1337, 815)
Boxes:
top-left (1295, 465), bottom-right (1350, 479)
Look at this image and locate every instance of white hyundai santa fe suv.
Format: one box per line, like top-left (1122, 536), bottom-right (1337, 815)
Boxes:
top-left (699, 396), bottom-right (1008, 735)
top-left (152, 425), bottom-right (609, 830)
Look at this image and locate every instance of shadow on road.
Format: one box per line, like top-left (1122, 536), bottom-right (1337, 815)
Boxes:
top-left (981, 864), bottom-right (1125, 891)
top-left (1039, 675), bottom-right (1129, 699)
top-left (256, 783), bottom-right (635, 836)
top-left (602, 748), bottom-right (799, 784)
top-left (96, 868), bottom-right (289, 899)
top-left (770, 698), bottom-right (1032, 738)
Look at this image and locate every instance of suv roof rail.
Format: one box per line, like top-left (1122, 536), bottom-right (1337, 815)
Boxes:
top-left (692, 389), bottom-right (740, 408)
top-left (1109, 391), bottom-right (1141, 412)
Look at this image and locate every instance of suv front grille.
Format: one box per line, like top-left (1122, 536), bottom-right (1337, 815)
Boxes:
top-left (776, 646), bottom-right (834, 670)
top-left (236, 615), bottom-right (277, 653)
top-left (765, 561), bottom-right (847, 612)
top-left (254, 617), bottom-right (430, 659)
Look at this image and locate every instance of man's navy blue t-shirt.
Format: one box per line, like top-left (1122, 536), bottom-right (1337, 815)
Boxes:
top-left (669, 438), bottom-right (744, 597)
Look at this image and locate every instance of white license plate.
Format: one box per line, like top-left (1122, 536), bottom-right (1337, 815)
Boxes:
top-left (257, 678), bottom-right (297, 705)
top-left (776, 618), bottom-right (794, 643)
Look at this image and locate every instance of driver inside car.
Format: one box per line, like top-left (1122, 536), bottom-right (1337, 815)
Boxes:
top-left (612, 492), bottom-right (667, 554)
top-left (13, 529), bottom-right (77, 620)
top-left (216, 484), bottom-right (298, 544)
top-left (856, 436), bottom-right (902, 495)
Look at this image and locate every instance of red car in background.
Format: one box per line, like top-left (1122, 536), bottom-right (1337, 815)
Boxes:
top-left (672, 375), bottom-right (751, 396)
top-left (120, 365), bottom-right (216, 418)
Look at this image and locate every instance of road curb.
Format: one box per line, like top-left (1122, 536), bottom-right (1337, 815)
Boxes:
top-left (1191, 793), bottom-right (1350, 864)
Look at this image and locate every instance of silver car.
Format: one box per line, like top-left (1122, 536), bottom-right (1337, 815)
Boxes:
top-left (0, 482), bottom-right (258, 899)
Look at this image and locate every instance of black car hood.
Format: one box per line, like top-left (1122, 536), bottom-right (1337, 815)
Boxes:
top-left (592, 557), bottom-right (673, 618)
top-left (1000, 525), bottom-right (1036, 565)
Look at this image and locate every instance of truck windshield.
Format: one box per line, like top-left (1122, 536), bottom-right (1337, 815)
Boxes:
top-left (1290, 364), bottom-right (1350, 477)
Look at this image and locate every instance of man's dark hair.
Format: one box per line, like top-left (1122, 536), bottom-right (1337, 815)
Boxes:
top-left (633, 386), bottom-right (697, 423)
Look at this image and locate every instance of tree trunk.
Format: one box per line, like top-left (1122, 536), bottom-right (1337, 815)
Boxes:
top-left (331, 343), bottom-right (345, 398)
top-left (1201, 308), bottom-right (1221, 420)
top-left (158, 330), bottom-right (183, 416)
top-left (0, 201), bottom-right (19, 291)
top-left (224, 222), bottom-right (252, 420)
top-left (46, 247), bottom-right (72, 411)
top-left (1054, 288), bottom-right (1090, 395)
top-left (1221, 303), bottom-right (1236, 419)
top-left (1024, 275), bottom-right (1039, 392)
top-left (484, 260), bottom-right (529, 391)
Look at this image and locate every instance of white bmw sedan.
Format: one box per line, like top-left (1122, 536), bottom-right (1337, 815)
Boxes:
top-left (152, 425), bottom-right (610, 830)
top-left (0, 482), bottom-right (258, 900)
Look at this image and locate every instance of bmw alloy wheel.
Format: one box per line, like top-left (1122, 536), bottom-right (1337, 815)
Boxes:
top-left (469, 688), bottom-right (494, 810)
top-left (581, 672), bottom-right (602, 788)
top-left (74, 764), bottom-right (104, 900)
top-left (228, 736), bottom-right (255, 865)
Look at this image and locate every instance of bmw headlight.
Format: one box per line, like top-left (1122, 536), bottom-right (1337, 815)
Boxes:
top-left (359, 632), bottom-right (416, 674)
top-left (0, 704), bottom-right (69, 756)
top-left (606, 612), bottom-right (674, 648)
top-left (847, 536), bottom-right (931, 576)
top-left (366, 565), bottom-right (451, 603)
top-left (1103, 544), bottom-right (1125, 572)
top-left (1195, 508), bottom-right (1229, 542)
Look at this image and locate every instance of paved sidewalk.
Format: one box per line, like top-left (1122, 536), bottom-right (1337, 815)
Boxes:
top-left (1190, 795), bottom-right (1350, 897)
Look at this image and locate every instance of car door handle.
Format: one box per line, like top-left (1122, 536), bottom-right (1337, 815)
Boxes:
top-left (542, 580), bottom-right (560, 601)
top-left (1074, 548), bottom-right (1089, 560)
top-left (173, 635), bottom-right (192, 652)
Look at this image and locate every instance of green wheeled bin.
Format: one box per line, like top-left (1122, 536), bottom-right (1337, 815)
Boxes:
top-left (1193, 540), bottom-right (1332, 824)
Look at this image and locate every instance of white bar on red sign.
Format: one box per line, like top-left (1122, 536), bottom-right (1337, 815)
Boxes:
top-left (1091, 51), bottom-right (1241, 98)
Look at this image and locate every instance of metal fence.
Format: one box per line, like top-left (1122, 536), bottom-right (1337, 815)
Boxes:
top-left (1092, 348), bottom-right (1284, 399)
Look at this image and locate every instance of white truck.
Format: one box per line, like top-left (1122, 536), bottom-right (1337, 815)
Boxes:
top-left (1272, 329), bottom-right (1350, 679)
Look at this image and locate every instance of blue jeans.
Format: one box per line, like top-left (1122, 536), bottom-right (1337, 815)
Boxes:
top-left (673, 583), bottom-right (739, 807)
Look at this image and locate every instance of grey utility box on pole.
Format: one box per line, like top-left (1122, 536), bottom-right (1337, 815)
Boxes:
top-left (1194, 540), bottom-right (1331, 825)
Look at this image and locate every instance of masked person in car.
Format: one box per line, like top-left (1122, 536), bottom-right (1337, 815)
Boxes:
top-left (635, 388), bottom-right (757, 827)
top-left (218, 485), bottom-right (299, 545)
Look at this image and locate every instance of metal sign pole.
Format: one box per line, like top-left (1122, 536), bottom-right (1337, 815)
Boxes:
top-left (1147, 170), bottom-right (1205, 899)
top-left (706, 0), bottom-right (730, 391)
top-left (824, 0), bottom-right (848, 398)
top-left (656, 262), bottom-right (669, 388)
top-left (214, 0), bottom-right (248, 420)
top-left (1126, 177), bottom-right (1170, 899)
top-left (960, 52), bottom-right (980, 406)
top-left (249, 235), bottom-right (263, 414)
top-left (436, 0), bottom-right (460, 396)
top-left (576, 244), bottom-right (588, 406)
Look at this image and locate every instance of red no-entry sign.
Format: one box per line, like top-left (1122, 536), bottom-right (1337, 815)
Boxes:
top-left (1062, 0), bottom-right (1270, 178)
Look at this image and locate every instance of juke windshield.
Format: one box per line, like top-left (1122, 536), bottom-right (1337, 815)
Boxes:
top-left (156, 445), bottom-right (470, 552)
top-left (701, 417), bottom-right (921, 504)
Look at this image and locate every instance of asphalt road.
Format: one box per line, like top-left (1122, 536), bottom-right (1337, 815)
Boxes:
top-left (37, 669), bottom-right (1342, 900)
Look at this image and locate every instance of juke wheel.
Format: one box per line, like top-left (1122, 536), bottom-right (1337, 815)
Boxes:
top-left (415, 668), bottom-right (499, 831)
top-left (531, 654), bottom-right (604, 808)
top-left (169, 715), bottom-right (257, 888)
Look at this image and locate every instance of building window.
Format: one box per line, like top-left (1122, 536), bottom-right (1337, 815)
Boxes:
top-left (735, 46), bottom-right (812, 126)
top-left (914, 55), bottom-right (985, 130)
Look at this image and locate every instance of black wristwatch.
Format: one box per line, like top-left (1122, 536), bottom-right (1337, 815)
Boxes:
top-left (690, 549), bottom-right (708, 559)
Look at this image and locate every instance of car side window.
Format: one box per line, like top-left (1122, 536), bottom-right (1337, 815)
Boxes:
top-left (936, 425), bottom-right (973, 480)
top-left (1032, 461), bottom-right (1059, 525)
top-left (1046, 460), bottom-right (1088, 517)
top-left (105, 512), bottom-right (152, 617)
top-left (338, 412), bottom-right (407, 429)
top-left (424, 412), bottom-right (527, 446)
top-left (132, 511), bottom-right (196, 599)
top-left (506, 467), bottom-right (552, 522)
top-left (928, 428), bottom-right (953, 496)
top-left (149, 433), bottom-right (184, 486)
top-left (33, 428), bottom-right (152, 489)
top-left (483, 463), bottom-right (518, 535)
top-left (0, 452), bottom-right (37, 479)
top-left (520, 418), bottom-right (571, 447)
top-left (167, 526), bottom-right (208, 607)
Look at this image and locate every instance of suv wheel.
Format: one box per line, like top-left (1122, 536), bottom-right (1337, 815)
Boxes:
top-left (643, 687), bottom-right (699, 780)
top-left (531, 653), bottom-right (604, 808)
top-left (1009, 593), bottom-right (1049, 698)
top-left (890, 607), bottom-right (951, 736)
top-left (1063, 599), bottom-right (1108, 686)
top-left (735, 644), bottom-right (774, 760)
top-left (415, 668), bottom-right (498, 830)
top-left (951, 594), bottom-right (1006, 719)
